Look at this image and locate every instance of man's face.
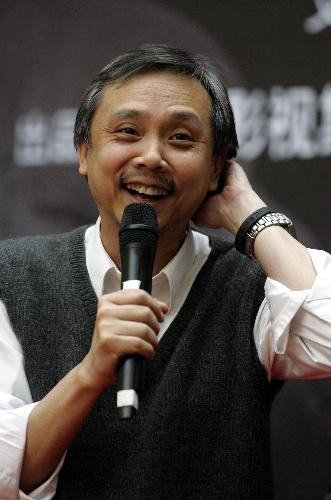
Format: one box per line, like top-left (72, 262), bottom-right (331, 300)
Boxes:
top-left (78, 71), bottom-right (222, 244)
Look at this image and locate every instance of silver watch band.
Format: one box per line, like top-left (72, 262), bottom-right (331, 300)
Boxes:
top-left (245, 212), bottom-right (296, 259)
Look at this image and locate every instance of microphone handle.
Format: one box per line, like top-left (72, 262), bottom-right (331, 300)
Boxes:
top-left (117, 242), bottom-right (155, 419)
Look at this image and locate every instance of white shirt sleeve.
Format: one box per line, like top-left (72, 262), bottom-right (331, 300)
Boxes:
top-left (254, 249), bottom-right (331, 381)
top-left (0, 302), bottom-right (63, 500)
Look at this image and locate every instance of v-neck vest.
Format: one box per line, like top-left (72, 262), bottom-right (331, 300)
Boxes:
top-left (0, 227), bottom-right (277, 499)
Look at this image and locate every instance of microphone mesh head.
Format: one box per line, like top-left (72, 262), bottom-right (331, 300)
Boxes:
top-left (119, 203), bottom-right (159, 247)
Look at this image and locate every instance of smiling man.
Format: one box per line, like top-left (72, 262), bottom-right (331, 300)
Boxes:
top-left (77, 70), bottom-right (222, 272)
top-left (0, 45), bottom-right (330, 500)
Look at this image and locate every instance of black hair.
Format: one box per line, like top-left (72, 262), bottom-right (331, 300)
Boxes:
top-left (74, 44), bottom-right (238, 159)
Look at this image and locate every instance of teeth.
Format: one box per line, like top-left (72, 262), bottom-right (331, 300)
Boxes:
top-left (125, 183), bottom-right (168, 196)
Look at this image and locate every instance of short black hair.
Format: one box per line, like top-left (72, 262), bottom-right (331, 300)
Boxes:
top-left (74, 44), bottom-right (238, 159)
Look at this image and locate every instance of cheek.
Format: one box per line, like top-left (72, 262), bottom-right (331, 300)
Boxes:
top-left (96, 143), bottom-right (133, 175)
top-left (174, 174), bottom-right (211, 217)
top-left (174, 157), bottom-right (214, 194)
top-left (174, 162), bottom-right (215, 214)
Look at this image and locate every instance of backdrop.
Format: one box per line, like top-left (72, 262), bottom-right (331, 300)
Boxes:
top-left (1, 1), bottom-right (330, 498)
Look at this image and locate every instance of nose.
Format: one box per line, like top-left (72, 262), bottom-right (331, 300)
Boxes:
top-left (132, 136), bottom-right (168, 170)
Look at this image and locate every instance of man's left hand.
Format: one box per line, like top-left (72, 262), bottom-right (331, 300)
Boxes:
top-left (193, 160), bottom-right (265, 234)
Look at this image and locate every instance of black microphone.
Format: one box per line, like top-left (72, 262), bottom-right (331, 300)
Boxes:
top-left (117, 203), bottom-right (159, 419)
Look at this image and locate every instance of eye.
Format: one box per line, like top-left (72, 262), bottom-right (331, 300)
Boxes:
top-left (170, 132), bottom-right (194, 143)
top-left (113, 125), bottom-right (141, 142)
top-left (117, 126), bottom-right (138, 135)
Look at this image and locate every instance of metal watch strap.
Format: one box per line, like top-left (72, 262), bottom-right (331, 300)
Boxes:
top-left (245, 212), bottom-right (296, 259)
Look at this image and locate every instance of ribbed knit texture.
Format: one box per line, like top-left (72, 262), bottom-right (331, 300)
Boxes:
top-left (0, 227), bottom-right (279, 499)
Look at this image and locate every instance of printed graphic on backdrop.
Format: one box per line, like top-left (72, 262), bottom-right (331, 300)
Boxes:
top-left (304, 0), bottom-right (331, 33)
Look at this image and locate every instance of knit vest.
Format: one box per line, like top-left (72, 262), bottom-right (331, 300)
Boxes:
top-left (0, 227), bottom-right (278, 499)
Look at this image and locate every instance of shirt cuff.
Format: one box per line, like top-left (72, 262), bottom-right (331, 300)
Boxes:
top-left (305, 249), bottom-right (331, 307)
top-left (264, 248), bottom-right (331, 354)
top-left (0, 403), bottom-right (36, 499)
top-left (18, 455), bottom-right (65, 500)
top-left (0, 403), bottom-right (65, 500)
top-left (264, 278), bottom-right (310, 355)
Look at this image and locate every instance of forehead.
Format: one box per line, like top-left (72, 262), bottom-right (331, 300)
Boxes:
top-left (94, 71), bottom-right (213, 123)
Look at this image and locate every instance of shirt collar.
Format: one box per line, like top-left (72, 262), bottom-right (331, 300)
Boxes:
top-left (85, 218), bottom-right (209, 309)
top-left (158, 229), bottom-right (196, 307)
top-left (85, 218), bottom-right (117, 299)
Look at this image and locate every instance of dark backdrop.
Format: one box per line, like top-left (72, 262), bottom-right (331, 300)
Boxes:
top-left (1, 1), bottom-right (330, 498)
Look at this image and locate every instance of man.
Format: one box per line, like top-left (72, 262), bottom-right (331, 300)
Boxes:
top-left (0, 45), bottom-right (330, 499)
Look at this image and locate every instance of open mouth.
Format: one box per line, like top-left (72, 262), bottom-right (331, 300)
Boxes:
top-left (122, 183), bottom-right (171, 201)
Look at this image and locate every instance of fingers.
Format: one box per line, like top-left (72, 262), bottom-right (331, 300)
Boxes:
top-left (83, 289), bottom-right (169, 388)
top-left (97, 289), bottom-right (167, 347)
top-left (193, 159), bottom-right (266, 233)
top-left (96, 321), bottom-right (158, 361)
top-left (102, 289), bottom-right (168, 322)
top-left (96, 315), bottom-right (159, 350)
top-left (219, 160), bottom-right (249, 190)
top-left (98, 302), bottom-right (161, 336)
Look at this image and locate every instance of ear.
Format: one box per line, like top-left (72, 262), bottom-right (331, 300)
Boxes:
top-left (77, 143), bottom-right (89, 177)
top-left (208, 148), bottom-right (227, 192)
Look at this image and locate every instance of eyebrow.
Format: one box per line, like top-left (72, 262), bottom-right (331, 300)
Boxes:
top-left (112, 109), bottom-right (145, 119)
top-left (172, 111), bottom-right (203, 129)
top-left (112, 109), bottom-right (203, 128)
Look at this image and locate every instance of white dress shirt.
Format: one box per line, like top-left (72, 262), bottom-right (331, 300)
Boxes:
top-left (0, 220), bottom-right (331, 499)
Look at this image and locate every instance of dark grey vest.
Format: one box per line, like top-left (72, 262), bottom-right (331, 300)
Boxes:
top-left (0, 227), bottom-right (278, 499)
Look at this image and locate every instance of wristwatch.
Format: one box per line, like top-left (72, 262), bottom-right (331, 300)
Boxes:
top-left (244, 212), bottom-right (296, 259)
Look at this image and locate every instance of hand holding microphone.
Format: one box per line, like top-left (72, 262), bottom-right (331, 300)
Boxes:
top-left (82, 204), bottom-right (167, 417)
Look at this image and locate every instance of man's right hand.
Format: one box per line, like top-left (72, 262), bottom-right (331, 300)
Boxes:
top-left (20, 290), bottom-right (168, 493)
top-left (81, 289), bottom-right (168, 391)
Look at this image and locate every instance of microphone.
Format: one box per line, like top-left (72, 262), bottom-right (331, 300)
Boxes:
top-left (117, 203), bottom-right (159, 419)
